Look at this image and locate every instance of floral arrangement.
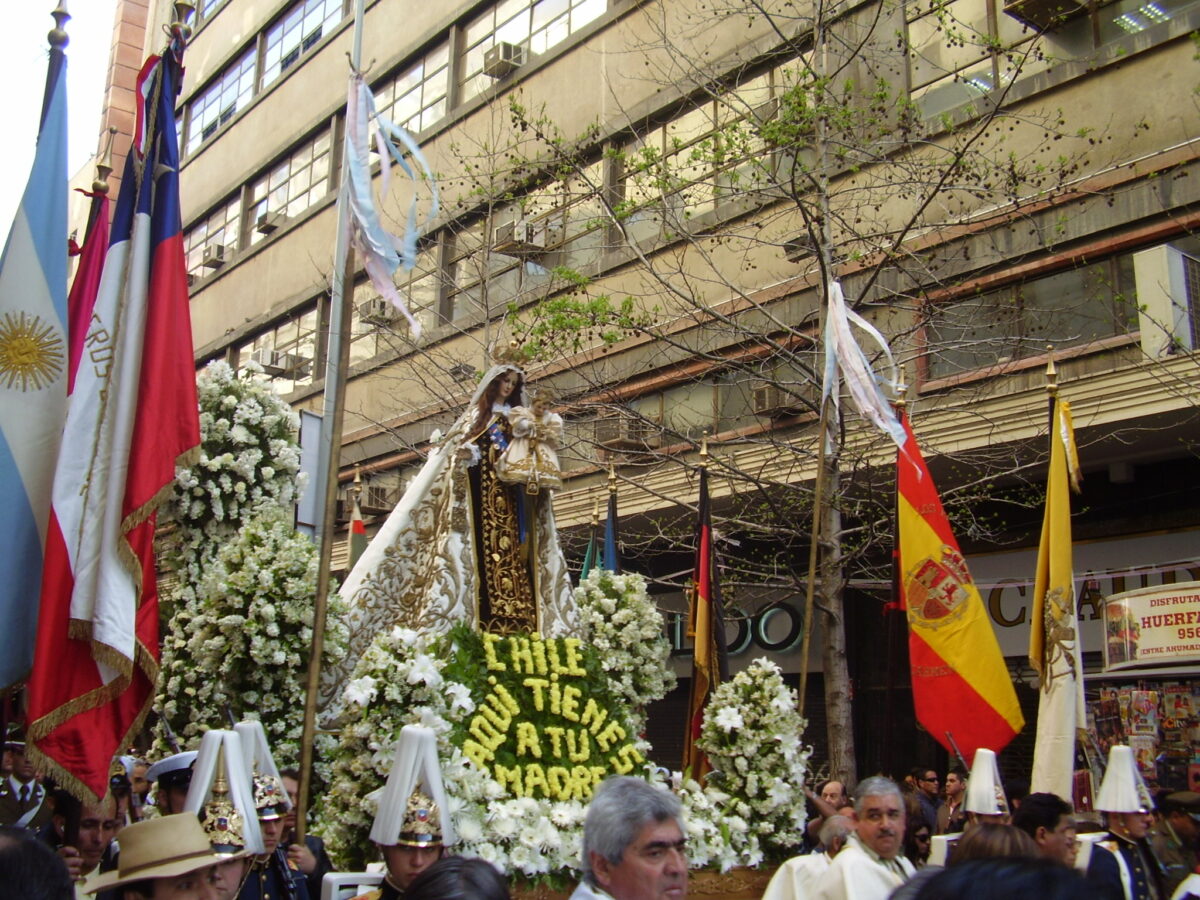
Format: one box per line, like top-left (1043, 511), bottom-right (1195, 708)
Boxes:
top-left (163, 360), bottom-right (302, 565)
top-left (314, 575), bottom-right (809, 877)
top-left (157, 507), bottom-right (348, 769)
top-left (692, 658), bottom-right (811, 862)
top-left (154, 361), bottom-right (346, 773)
top-left (314, 624), bottom-right (643, 878)
top-left (574, 569), bottom-right (677, 734)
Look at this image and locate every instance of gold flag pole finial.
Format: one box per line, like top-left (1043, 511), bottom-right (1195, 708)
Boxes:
top-left (894, 376), bottom-right (908, 412)
top-left (172, 0), bottom-right (196, 42)
top-left (92, 127), bottom-right (117, 195)
top-left (1045, 345), bottom-right (1058, 398)
top-left (49, 4), bottom-right (70, 50)
top-left (607, 462), bottom-right (617, 494)
top-left (699, 434), bottom-right (709, 469)
top-left (591, 498), bottom-right (600, 527)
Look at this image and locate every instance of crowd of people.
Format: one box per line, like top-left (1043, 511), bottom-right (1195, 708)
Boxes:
top-left (4, 725), bottom-right (1200, 900)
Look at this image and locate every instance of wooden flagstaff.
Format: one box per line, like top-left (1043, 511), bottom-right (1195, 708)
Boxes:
top-left (296, 0), bottom-right (366, 842)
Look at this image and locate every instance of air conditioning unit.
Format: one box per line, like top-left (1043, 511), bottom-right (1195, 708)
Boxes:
top-left (595, 414), bottom-right (663, 451)
top-left (1002, 0), bottom-right (1087, 29)
top-left (493, 219), bottom-right (546, 257)
top-left (483, 41), bottom-right (526, 78)
top-left (357, 297), bottom-right (400, 326)
top-left (201, 244), bottom-right (226, 269)
top-left (249, 347), bottom-right (304, 377)
top-left (782, 235), bottom-right (815, 262)
top-left (186, 272), bottom-right (197, 287)
top-left (360, 483), bottom-right (395, 514)
top-left (1134, 244), bottom-right (1200, 358)
top-left (752, 381), bottom-right (814, 418)
top-left (255, 211), bottom-right (284, 235)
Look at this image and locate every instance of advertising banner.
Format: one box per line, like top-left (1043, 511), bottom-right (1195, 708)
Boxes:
top-left (1104, 582), bottom-right (1200, 671)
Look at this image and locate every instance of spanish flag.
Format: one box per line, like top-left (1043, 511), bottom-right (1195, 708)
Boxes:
top-left (897, 412), bottom-right (1023, 760)
top-left (1029, 397), bottom-right (1085, 799)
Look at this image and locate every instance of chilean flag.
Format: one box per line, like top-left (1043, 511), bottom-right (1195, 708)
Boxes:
top-left (26, 49), bottom-right (199, 802)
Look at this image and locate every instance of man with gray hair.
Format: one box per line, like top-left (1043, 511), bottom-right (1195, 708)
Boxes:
top-left (762, 815), bottom-right (854, 900)
top-left (813, 776), bottom-right (915, 900)
top-left (569, 776), bottom-right (687, 900)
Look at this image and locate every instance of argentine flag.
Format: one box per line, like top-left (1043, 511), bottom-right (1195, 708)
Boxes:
top-left (0, 41), bottom-right (68, 690)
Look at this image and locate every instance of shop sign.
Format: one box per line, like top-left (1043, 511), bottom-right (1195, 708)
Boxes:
top-left (1104, 581), bottom-right (1200, 671)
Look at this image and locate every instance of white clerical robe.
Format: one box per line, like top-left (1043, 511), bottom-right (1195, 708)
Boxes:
top-left (762, 852), bottom-right (833, 900)
top-left (812, 833), bottom-right (915, 900)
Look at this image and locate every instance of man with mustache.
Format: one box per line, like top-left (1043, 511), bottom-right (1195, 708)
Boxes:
top-left (814, 776), bottom-right (916, 900)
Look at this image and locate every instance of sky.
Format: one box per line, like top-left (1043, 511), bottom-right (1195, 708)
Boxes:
top-left (0, 0), bottom-right (122, 229)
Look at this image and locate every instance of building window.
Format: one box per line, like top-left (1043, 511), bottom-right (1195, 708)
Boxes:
top-left (197, 0), bottom-right (226, 22)
top-left (374, 43), bottom-right (450, 135)
top-left (262, 0), bottom-right (347, 90)
top-left (239, 307), bottom-right (319, 394)
top-left (908, 0), bottom-right (1199, 118)
top-left (186, 49), bottom-right (256, 155)
top-left (185, 196), bottom-right (242, 279)
top-left (349, 252), bottom-right (440, 363)
top-left (246, 130), bottom-right (333, 244)
top-left (459, 0), bottom-right (608, 102)
top-left (923, 254), bottom-right (1139, 379)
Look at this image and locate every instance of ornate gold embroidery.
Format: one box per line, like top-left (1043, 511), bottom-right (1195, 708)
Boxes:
top-left (478, 434), bottom-right (536, 634)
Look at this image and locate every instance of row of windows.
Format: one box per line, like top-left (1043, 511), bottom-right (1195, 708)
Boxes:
top-left (234, 232), bottom-right (1198, 415)
top-left (186, 129), bottom-right (332, 277)
top-left (183, 0), bottom-right (608, 157)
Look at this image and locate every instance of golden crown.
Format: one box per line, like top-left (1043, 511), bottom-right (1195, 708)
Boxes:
top-left (490, 339), bottom-right (524, 367)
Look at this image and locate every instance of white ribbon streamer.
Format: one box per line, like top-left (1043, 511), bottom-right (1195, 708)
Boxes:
top-left (822, 281), bottom-right (907, 449)
top-left (343, 74), bottom-right (440, 339)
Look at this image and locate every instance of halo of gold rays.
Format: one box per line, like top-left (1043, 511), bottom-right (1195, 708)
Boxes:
top-left (0, 311), bottom-right (65, 391)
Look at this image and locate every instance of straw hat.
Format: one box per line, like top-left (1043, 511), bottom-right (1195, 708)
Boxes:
top-left (1096, 745), bottom-right (1154, 814)
top-left (83, 814), bottom-right (227, 893)
top-left (965, 748), bottom-right (1009, 816)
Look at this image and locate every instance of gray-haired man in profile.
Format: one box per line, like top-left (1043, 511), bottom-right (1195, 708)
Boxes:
top-left (570, 776), bottom-right (688, 900)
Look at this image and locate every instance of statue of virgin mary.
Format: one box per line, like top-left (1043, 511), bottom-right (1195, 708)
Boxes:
top-left (318, 356), bottom-right (580, 713)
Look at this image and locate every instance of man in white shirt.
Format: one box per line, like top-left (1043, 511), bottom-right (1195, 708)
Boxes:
top-left (569, 776), bottom-right (687, 900)
top-left (814, 776), bottom-right (915, 900)
top-left (763, 815), bottom-right (854, 900)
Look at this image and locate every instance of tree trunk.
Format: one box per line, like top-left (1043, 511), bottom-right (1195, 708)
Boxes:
top-left (819, 439), bottom-right (857, 782)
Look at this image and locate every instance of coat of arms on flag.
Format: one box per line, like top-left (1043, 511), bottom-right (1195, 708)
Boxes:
top-left (906, 547), bottom-right (972, 625)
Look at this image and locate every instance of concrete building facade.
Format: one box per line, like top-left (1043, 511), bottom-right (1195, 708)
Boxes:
top-left (130, 0), bottom-right (1199, 776)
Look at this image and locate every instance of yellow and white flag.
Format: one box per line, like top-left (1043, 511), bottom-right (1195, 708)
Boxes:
top-left (1029, 398), bottom-right (1086, 799)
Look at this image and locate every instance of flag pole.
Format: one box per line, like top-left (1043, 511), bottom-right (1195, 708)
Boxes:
top-left (885, 380), bottom-right (907, 766)
top-left (296, 0), bottom-right (365, 843)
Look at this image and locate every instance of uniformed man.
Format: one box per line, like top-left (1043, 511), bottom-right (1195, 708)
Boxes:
top-left (355, 725), bottom-right (456, 900)
top-left (1150, 791), bottom-right (1200, 895)
top-left (0, 736), bottom-right (51, 830)
top-left (230, 720), bottom-right (308, 900)
top-left (239, 773), bottom-right (309, 900)
top-left (1086, 744), bottom-right (1167, 900)
top-left (146, 750), bottom-right (199, 815)
top-left (184, 728), bottom-right (264, 900)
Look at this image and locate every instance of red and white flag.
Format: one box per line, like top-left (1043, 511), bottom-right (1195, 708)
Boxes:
top-left (26, 49), bottom-right (199, 802)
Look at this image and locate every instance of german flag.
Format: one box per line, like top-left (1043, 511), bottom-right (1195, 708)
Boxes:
top-left (682, 464), bottom-right (727, 780)
top-left (897, 412), bottom-right (1023, 760)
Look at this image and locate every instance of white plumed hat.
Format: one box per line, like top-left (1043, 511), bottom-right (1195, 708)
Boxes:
top-left (1096, 745), bottom-right (1154, 814)
top-left (965, 748), bottom-right (1009, 815)
top-left (370, 725), bottom-right (456, 847)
